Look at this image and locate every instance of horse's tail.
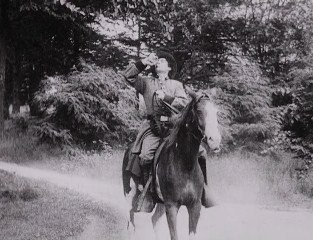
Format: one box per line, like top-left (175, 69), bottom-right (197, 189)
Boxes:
top-left (122, 143), bottom-right (133, 196)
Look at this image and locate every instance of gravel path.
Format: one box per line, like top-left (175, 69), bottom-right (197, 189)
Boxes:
top-left (1, 161), bottom-right (313, 240)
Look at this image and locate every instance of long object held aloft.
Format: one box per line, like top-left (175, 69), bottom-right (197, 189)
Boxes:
top-left (161, 100), bottom-right (180, 114)
top-left (136, 175), bottom-right (152, 211)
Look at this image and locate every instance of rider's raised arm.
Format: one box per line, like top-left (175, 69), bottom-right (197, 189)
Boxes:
top-left (120, 54), bottom-right (157, 95)
top-left (120, 61), bottom-right (147, 95)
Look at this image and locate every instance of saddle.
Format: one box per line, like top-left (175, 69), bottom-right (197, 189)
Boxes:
top-left (126, 140), bottom-right (213, 211)
top-left (125, 140), bottom-right (167, 209)
top-left (152, 140), bottom-right (167, 202)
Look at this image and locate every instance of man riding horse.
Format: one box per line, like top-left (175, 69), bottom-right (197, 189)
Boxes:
top-left (121, 50), bottom-right (215, 211)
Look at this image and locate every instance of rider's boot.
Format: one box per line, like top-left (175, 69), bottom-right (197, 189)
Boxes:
top-left (199, 155), bottom-right (216, 208)
top-left (202, 184), bottom-right (216, 208)
top-left (136, 163), bottom-right (155, 212)
top-left (142, 164), bottom-right (151, 187)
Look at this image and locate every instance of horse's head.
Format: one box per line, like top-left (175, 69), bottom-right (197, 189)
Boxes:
top-left (187, 88), bottom-right (221, 153)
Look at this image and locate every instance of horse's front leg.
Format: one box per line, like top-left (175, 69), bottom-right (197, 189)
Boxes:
top-left (127, 209), bottom-right (135, 240)
top-left (187, 202), bottom-right (201, 240)
top-left (165, 202), bottom-right (179, 240)
top-left (152, 203), bottom-right (165, 240)
top-left (125, 178), bottom-right (137, 240)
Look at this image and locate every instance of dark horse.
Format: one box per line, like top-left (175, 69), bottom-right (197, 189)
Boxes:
top-left (122, 91), bottom-right (221, 240)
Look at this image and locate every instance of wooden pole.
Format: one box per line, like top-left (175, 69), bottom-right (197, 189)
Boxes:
top-left (137, 16), bottom-right (141, 58)
top-left (0, 2), bottom-right (7, 139)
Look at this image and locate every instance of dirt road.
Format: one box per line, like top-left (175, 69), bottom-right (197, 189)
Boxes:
top-left (1, 161), bottom-right (312, 240)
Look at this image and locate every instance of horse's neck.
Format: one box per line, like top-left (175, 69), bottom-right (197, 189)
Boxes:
top-left (176, 126), bottom-right (200, 170)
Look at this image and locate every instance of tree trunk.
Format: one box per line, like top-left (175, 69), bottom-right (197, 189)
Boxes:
top-left (73, 29), bottom-right (80, 67)
top-left (28, 67), bottom-right (43, 117)
top-left (0, 28), bottom-right (6, 139)
top-left (137, 16), bottom-right (141, 58)
top-left (4, 65), bottom-right (10, 119)
top-left (12, 47), bottom-right (21, 114)
top-left (0, 0), bottom-right (9, 138)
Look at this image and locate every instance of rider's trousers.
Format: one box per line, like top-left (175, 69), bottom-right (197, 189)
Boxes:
top-left (139, 130), bottom-right (160, 166)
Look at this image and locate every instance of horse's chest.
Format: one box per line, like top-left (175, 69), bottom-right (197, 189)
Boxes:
top-left (181, 180), bottom-right (198, 197)
top-left (177, 179), bottom-right (202, 204)
top-left (158, 156), bottom-right (204, 204)
top-left (161, 175), bottom-right (202, 203)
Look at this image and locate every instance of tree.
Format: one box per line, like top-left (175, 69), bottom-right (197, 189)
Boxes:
top-left (0, 0), bottom-right (121, 124)
top-left (279, 53), bottom-right (313, 177)
top-left (0, 0), bottom-right (149, 139)
top-left (210, 53), bottom-right (275, 152)
top-left (0, 0), bottom-right (9, 138)
top-left (33, 62), bottom-right (140, 149)
top-left (215, 0), bottom-right (313, 78)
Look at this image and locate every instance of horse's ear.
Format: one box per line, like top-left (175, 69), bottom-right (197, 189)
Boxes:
top-left (208, 87), bottom-right (217, 98)
top-left (184, 85), bottom-right (198, 100)
top-left (204, 87), bottom-right (218, 100)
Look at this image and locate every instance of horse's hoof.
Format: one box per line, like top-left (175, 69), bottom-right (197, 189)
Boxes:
top-left (138, 184), bottom-right (143, 192)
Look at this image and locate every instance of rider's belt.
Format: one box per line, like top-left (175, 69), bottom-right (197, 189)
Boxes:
top-left (146, 115), bottom-right (154, 120)
top-left (147, 115), bottom-right (169, 122)
top-left (160, 116), bottom-right (169, 122)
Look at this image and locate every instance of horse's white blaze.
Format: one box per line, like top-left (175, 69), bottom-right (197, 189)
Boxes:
top-left (203, 101), bottom-right (221, 150)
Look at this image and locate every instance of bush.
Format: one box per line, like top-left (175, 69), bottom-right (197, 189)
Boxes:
top-left (33, 62), bottom-right (142, 150)
top-left (282, 54), bottom-right (313, 178)
top-left (0, 170), bottom-right (39, 202)
top-left (0, 118), bottom-right (62, 163)
top-left (260, 54), bottom-right (313, 179)
top-left (210, 54), bottom-right (278, 152)
top-left (208, 150), bottom-right (313, 206)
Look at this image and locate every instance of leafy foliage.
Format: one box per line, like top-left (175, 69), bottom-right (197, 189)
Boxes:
top-left (258, 53), bottom-right (313, 179)
top-left (210, 53), bottom-right (277, 152)
top-left (2, 0), bottom-right (131, 117)
top-left (283, 54), bottom-right (313, 178)
top-left (34, 62), bottom-right (141, 150)
top-left (1, 0), bottom-right (313, 186)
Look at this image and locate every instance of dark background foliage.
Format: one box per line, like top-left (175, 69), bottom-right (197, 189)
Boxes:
top-left (0, 0), bottom-right (312, 176)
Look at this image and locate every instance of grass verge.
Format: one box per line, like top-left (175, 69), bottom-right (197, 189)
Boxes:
top-left (207, 151), bottom-right (313, 209)
top-left (0, 169), bottom-right (125, 240)
top-left (1, 128), bottom-right (312, 209)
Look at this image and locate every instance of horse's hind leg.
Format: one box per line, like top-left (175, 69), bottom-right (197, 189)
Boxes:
top-left (165, 203), bottom-right (179, 240)
top-left (187, 202), bottom-right (201, 240)
top-left (127, 209), bottom-right (135, 240)
top-left (152, 203), bottom-right (165, 240)
top-left (125, 178), bottom-right (137, 239)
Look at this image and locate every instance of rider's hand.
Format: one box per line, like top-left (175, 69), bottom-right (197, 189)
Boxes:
top-left (142, 53), bottom-right (158, 66)
top-left (155, 90), bottom-right (165, 100)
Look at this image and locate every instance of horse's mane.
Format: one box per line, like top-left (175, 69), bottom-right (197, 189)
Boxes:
top-left (166, 98), bottom-right (196, 147)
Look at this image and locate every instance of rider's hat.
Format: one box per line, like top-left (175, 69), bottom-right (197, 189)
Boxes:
top-left (156, 49), bottom-right (177, 79)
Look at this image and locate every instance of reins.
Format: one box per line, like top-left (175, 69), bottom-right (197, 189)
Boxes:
top-left (152, 92), bottom-right (180, 115)
top-left (186, 95), bottom-right (211, 144)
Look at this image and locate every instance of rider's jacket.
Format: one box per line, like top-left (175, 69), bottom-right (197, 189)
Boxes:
top-left (122, 60), bottom-right (188, 118)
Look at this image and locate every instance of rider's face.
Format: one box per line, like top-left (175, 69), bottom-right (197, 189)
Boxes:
top-left (155, 58), bottom-right (171, 73)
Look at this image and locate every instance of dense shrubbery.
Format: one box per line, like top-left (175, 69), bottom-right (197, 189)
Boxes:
top-left (33, 63), bottom-right (142, 150)
top-left (204, 51), bottom-right (313, 180)
top-left (283, 55), bottom-right (313, 178)
top-left (210, 54), bottom-right (278, 152)
top-left (254, 54), bottom-right (313, 179)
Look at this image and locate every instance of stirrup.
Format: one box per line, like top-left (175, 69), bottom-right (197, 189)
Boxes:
top-left (136, 175), bottom-right (154, 212)
top-left (201, 185), bottom-right (216, 208)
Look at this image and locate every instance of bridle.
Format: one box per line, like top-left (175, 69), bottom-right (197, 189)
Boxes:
top-left (188, 94), bottom-right (212, 144)
top-left (152, 92), bottom-right (180, 115)
top-left (152, 90), bottom-right (213, 145)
